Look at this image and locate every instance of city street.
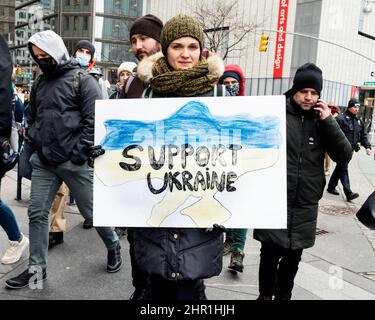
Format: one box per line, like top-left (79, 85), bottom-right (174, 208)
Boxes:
top-left (0, 151), bottom-right (374, 301)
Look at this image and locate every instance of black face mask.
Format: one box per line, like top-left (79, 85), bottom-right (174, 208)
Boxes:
top-left (37, 57), bottom-right (57, 75)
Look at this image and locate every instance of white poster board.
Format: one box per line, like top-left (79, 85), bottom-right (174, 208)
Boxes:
top-left (94, 96), bottom-right (287, 228)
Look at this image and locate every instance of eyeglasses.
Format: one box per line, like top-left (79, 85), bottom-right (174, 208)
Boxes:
top-left (353, 104), bottom-right (360, 108)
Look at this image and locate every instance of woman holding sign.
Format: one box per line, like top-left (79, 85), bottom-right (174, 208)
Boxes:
top-left (134, 14), bottom-right (227, 300)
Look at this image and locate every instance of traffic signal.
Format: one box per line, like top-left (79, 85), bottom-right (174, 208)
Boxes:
top-left (259, 34), bottom-right (269, 52)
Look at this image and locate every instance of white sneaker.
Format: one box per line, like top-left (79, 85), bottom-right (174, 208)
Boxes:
top-left (1, 234), bottom-right (29, 264)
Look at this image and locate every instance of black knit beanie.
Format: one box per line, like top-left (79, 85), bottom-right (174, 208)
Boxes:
top-left (160, 14), bottom-right (204, 56)
top-left (73, 40), bottom-right (95, 62)
top-left (219, 71), bottom-right (241, 84)
top-left (285, 63), bottom-right (323, 97)
top-left (129, 14), bottom-right (163, 42)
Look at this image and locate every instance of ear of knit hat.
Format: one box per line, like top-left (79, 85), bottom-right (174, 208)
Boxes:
top-left (160, 14), bottom-right (204, 56)
top-left (117, 61), bottom-right (137, 78)
top-left (73, 40), bottom-right (95, 62)
top-left (285, 62), bottom-right (323, 97)
top-left (129, 14), bottom-right (163, 42)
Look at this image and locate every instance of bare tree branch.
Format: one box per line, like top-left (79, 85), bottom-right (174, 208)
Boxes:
top-left (192, 0), bottom-right (261, 60)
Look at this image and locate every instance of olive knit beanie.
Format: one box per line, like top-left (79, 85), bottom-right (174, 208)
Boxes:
top-left (160, 14), bottom-right (204, 56)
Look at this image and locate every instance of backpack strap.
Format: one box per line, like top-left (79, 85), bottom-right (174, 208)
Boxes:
top-left (73, 69), bottom-right (88, 101)
top-left (141, 86), bottom-right (153, 98)
top-left (124, 74), bottom-right (135, 95)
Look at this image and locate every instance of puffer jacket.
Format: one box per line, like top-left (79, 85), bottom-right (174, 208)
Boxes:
top-left (27, 31), bottom-right (101, 166)
top-left (132, 52), bottom-right (225, 281)
top-left (254, 97), bottom-right (352, 249)
top-left (0, 35), bottom-right (12, 140)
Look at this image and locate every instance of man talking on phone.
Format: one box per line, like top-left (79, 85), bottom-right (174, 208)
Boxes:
top-left (253, 62), bottom-right (352, 300)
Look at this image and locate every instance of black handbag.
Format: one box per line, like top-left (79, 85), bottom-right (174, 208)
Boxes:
top-left (18, 141), bottom-right (34, 180)
top-left (356, 191), bottom-right (375, 230)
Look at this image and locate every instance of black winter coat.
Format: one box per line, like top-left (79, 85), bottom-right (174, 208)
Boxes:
top-left (120, 75), bottom-right (146, 99)
top-left (28, 60), bottom-right (102, 166)
top-left (336, 111), bottom-right (371, 150)
top-left (254, 98), bottom-right (352, 249)
top-left (132, 86), bottom-right (225, 281)
top-left (0, 35), bottom-right (13, 140)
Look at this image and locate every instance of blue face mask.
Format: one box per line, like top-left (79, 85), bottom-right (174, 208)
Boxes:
top-left (225, 83), bottom-right (240, 96)
top-left (75, 54), bottom-right (90, 67)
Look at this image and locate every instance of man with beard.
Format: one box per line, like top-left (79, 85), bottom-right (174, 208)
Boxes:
top-left (120, 14), bottom-right (163, 99)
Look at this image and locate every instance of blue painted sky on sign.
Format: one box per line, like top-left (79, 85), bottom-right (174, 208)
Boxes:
top-left (100, 101), bottom-right (281, 149)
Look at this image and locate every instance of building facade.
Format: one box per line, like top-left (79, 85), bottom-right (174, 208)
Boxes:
top-left (11, 0), bottom-right (143, 87)
top-left (0, 0), bottom-right (16, 46)
top-left (144, 0), bottom-right (375, 110)
top-left (59, 0), bottom-right (142, 83)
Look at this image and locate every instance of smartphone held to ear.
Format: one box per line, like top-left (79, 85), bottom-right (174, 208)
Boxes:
top-left (314, 107), bottom-right (320, 117)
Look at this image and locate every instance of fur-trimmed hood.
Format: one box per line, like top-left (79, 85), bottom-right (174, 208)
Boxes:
top-left (137, 52), bottom-right (225, 84)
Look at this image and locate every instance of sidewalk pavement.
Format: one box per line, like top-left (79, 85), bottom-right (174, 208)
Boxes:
top-left (0, 151), bottom-right (374, 300)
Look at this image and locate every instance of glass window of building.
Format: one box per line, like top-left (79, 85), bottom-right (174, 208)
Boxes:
top-left (95, 0), bottom-right (143, 17)
top-left (95, 16), bottom-right (131, 41)
top-left (61, 15), bottom-right (91, 38)
top-left (95, 41), bottom-right (134, 65)
top-left (63, 0), bottom-right (90, 12)
top-left (108, 68), bottom-right (118, 85)
top-left (83, 16), bottom-right (88, 30)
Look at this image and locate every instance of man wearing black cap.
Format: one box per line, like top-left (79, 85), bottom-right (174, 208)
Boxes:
top-left (327, 98), bottom-right (372, 201)
top-left (72, 40), bottom-right (109, 99)
top-left (253, 63), bottom-right (352, 300)
top-left (129, 14), bottom-right (163, 61)
top-left (47, 39), bottom-right (103, 246)
top-left (120, 14), bottom-right (163, 99)
top-left (73, 40), bottom-right (95, 70)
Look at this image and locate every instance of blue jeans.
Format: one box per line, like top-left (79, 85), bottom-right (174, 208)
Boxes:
top-left (0, 198), bottom-right (21, 241)
top-left (28, 152), bottom-right (119, 270)
top-left (328, 160), bottom-right (352, 196)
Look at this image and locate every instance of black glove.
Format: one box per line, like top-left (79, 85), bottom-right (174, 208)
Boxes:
top-left (353, 142), bottom-right (361, 152)
top-left (88, 145), bottom-right (105, 168)
top-left (213, 224), bottom-right (227, 233)
top-left (206, 224), bottom-right (227, 233)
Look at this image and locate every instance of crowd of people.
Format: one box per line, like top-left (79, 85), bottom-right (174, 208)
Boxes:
top-left (0, 13), bottom-right (373, 301)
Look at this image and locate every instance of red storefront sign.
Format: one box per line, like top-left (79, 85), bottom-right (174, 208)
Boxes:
top-left (273, 0), bottom-right (289, 78)
top-left (351, 86), bottom-right (359, 99)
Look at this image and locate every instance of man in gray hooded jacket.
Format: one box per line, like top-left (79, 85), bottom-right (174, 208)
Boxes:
top-left (5, 31), bottom-right (121, 289)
